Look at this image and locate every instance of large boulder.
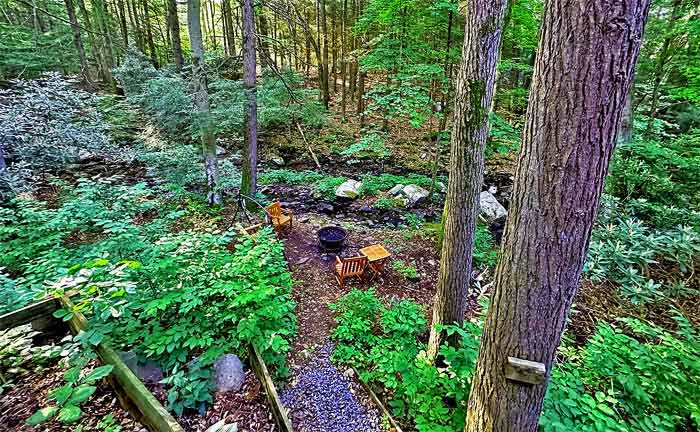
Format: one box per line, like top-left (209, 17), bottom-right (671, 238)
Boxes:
top-left (479, 190), bottom-right (507, 223)
top-left (335, 179), bottom-right (362, 199)
top-left (401, 184), bottom-right (430, 207)
top-left (213, 354), bottom-right (245, 392)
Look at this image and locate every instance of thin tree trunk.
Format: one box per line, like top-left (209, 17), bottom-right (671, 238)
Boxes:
top-left (464, 1), bottom-right (651, 430)
top-left (209, 0), bottom-right (218, 51)
top-left (76, 0), bottom-right (100, 80)
top-left (64, 0), bottom-right (89, 80)
top-left (141, 0), bottom-right (158, 67)
top-left (648, 0), bottom-right (682, 125)
top-left (241, 0), bottom-right (258, 198)
top-left (341, 0), bottom-right (347, 119)
top-left (331, 1), bottom-right (337, 94)
top-left (223, 0), bottom-right (236, 56)
top-left (258, 9), bottom-right (272, 67)
top-left (92, 0), bottom-right (116, 87)
top-left (168, 0), bottom-right (184, 71)
top-left (426, 0), bottom-right (509, 359)
top-left (319, 0), bottom-right (330, 107)
top-left (127, 0), bottom-right (143, 50)
top-left (305, 7), bottom-right (311, 77)
top-left (116, 0), bottom-right (128, 46)
top-left (187, 0), bottom-right (221, 205)
top-left (0, 141), bottom-right (6, 173)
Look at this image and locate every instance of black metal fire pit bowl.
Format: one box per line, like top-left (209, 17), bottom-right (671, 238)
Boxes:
top-left (318, 225), bottom-right (348, 252)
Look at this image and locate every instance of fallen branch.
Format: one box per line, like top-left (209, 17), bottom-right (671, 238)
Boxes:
top-left (295, 120), bottom-right (321, 169)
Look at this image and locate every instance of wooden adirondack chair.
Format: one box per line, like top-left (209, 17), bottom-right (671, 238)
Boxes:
top-left (334, 255), bottom-right (368, 289)
top-left (266, 202), bottom-right (293, 232)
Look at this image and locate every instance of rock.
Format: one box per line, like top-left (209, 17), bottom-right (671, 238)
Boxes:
top-left (438, 181), bottom-right (447, 193)
top-left (205, 420), bottom-right (238, 432)
top-left (335, 179), bottom-right (362, 199)
top-left (387, 184), bottom-right (404, 196)
top-left (77, 149), bottom-right (94, 162)
top-left (488, 185), bottom-right (498, 194)
top-left (317, 202), bottom-right (335, 214)
top-left (343, 368), bottom-right (355, 378)
top-left (479, 190), bottom-right (507, 223)
top-left (119, 352), bottom-right (163, 384)
top-left (401, 184), bottom-right (430, 207)
top-left (270, 154), bottom-right (285, 166)
top-left (216, 145), bottom-right (227, 156)
top-left (213, 354), bottom-right (245, 392)
top-left (297, 216), bottom-right (310, 223)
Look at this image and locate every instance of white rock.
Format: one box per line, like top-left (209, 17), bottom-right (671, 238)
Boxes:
top-left (387, 184), bottom-right (404, 196)
top-left (335, 179), bottom-right (362, 199)
top-left (216, 145), bottom-right (226, 156)
top-left (401, 184), bottom-right (430, 207)
top-left (270, 155), bottom-right (285, 166)
top-left (479, 191), bottom-right (507, 222)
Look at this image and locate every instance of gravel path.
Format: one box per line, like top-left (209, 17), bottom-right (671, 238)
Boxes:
top-left (280, 344), bottom-right (382, 432)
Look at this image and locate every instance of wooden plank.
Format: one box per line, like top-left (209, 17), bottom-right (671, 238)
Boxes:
top-left (249, 344), bottom-right (294, 432)
top-left (505, 356), bottom-right (546, 385)
top-left (60, 297), bottom-right (184, 432)
top-left (352, 367), bottom-right (404, 432)
top-left (0, 297), bottom-right (61, 331)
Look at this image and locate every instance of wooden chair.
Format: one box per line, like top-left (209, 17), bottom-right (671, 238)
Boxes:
top-left (266, 202), bottom-right (293, 232)
top-left (334, 255), bottom-right (368, 289)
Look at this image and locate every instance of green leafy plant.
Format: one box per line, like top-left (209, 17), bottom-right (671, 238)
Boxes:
top-left (26, 357), bottom-right (113, 426)
top-left (392, 259), bottom-right (419, 280)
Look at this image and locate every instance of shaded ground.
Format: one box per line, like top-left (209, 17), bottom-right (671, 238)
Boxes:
top-left (148, 370), bottom-right (277, 432)
top-left (0, 357), bottom-right (139, 432)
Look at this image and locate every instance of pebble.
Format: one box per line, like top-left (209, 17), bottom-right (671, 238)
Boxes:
top-left (280, 344), bottom-right (380, 432)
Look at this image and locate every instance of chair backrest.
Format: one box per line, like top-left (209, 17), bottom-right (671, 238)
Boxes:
top-left (266, 202), bottom-right (282, 218)
top-left (340, 256), bottom-right (368, 276)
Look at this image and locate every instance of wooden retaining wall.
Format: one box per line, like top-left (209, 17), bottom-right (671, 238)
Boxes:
top-left (0, 298), bottom-right (293, 432)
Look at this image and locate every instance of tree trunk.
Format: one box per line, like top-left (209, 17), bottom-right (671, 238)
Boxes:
top-left (241, 0), bottom-right (258, 199)
top-left (142, 0), bottom-right (159, 67)
top-left (0, 141), bottom-right (6, 173)
top-left (463, 1), bottom-right (651, 430)
top-left (648, 0), bottom-right (682, 126)
top-left (341, 0), bottom-right (347, 119)
top-left (116, 0), bottom-right (128, 47)
top-left (187, 0), bottom-right (221, 205)
top-left (167, 0), bottom-right (184, 71)
top-left (426, 0), bottom-right (509, 360)
top-left (127, 0), bottom-right (143, 50)
top-left (223, 0), bottom-right (236, 56)
top-left (92, 0), bottom-right (116, 87)
top-left (619, 87), bottom-right (634, 145)
top-left (331, 1), bottom-right (337, 94)
top-left (319, 0), bottom-right (330, 107)
top-left (64, 0), bottom-right (89, 80)
top-left (209, 0), bottom-right (218, 51)
top-left (258, 10), bottom-right (272, 67)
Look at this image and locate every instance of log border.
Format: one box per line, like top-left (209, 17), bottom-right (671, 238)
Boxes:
top-left (352, 366), bottom-right (404, 432)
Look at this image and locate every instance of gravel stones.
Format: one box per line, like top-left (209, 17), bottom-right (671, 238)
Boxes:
top-left (280, 344), bottom-right (381, 432)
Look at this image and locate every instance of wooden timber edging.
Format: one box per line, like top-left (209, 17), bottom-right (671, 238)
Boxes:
top-left (352, 366), bottom-right (404, 432)
top-left (59, 296), bottom-right (185, 432)
top-left (249, 344), bottom-right (295, 432)
top-left (2, 297), bottom-right (294, 432)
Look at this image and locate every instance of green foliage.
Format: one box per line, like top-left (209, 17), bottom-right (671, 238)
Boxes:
top-left (359, 172), bottom-right (436, 196)
top-left (340, 133), bottom-right (391, 160)
top-left (161, 362), bottom-right (213, 416)
top-left (330, 288), bottom-right (481, 432)
top-left (541, 315), bottom-right (700, 432)
top-left (585, 218), bottom-right (700, 303)
top-left (473, 225), bottom-right (499, 269)
top-left (606, 132), bottom-right (700, 228)
top-left (489, 113), bottom-right (521, 155)
top-left (392, 259), bottom-right (419, 280)
top-left (373, 196), bottom-right (404, 210)
top-left (27, 355), bottom-right (113, 426)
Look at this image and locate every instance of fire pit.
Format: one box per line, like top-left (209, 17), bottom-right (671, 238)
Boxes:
top-left (318, 225), bottom-right (347, 251)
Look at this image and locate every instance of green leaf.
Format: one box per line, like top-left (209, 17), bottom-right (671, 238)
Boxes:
top-left (57, 405), bottom-right (82, 423)
top-left (63, 367), bottom-right (81, 384)
top-left (82, 365), bottom-right (113, 383)
top-left (48, 385), bottom-right (73, 404)
top-left (67, 385), bottom-right (96, 405)
top-left (26, 406), bottom-right (59, 425)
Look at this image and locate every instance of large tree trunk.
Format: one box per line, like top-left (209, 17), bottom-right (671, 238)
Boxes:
top-left (464, 1), bottom-right (651, 430)
top-left (142, 0), bottom-right (159, 67)
top-left (319, 0), bottom-right (330, 107)
top-left (63, 0), bottom-right (89, 80)
top-left (426, 0), bottom-right (508, 359)
top-left (187, 0), bottom-right (221, 205)
top-left (167, 0), bottom-right (184, 71)
top-left (241, 0), bottom-right (258, 199)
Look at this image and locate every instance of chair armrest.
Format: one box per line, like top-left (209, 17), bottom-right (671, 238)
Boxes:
top-left (335, 256), bottom-right (343, 265)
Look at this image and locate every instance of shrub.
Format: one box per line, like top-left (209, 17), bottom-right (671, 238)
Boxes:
top-left (392, 259), bottom-right (419, 280)
top-left (341, 133), bottom-right (390, 160)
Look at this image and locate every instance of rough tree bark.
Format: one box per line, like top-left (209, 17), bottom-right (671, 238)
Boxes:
top-left (426, 0), bottom-right (509, 359)
top-left (167, 0), bottom-right (184, 71)
top-left (463, 1), bottom-right (652, 430)
top-left (241, 0), bottom-right (258, 199)
top-left (63, 0), bottom-right (89, 80)
top-left (187, 0), bottom-right (221, 205)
